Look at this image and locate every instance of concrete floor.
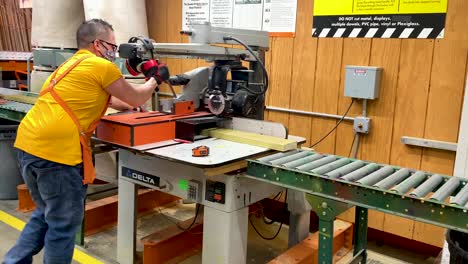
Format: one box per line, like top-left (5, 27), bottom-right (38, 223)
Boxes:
top-left (0, 152), bottom-right (449, 263)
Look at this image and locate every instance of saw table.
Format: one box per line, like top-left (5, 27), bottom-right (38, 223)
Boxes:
top-left (108, 117), bottom-right (306, 264)
top-left (246, 150), bottom-right (468, 264)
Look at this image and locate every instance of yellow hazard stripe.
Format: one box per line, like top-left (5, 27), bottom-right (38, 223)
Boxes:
top-left (0, 210), bottom-right (104, 264)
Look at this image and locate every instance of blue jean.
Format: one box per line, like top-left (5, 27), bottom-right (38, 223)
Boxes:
top-left (3, 150), bottom-right (87, 264)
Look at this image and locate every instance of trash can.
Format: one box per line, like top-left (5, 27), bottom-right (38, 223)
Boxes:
top-left (0, 120), bottom-right (23, 200)
top-left (446, 229), bottom-right (468, 264)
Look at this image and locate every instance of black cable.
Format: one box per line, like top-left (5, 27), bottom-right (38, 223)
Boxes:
top-left (263, 191), bottom-right (283, 225)
top-left (251, 190), bottom-right (288, 239)
top-left (310, 99), bottom-right (355, 148)
top-left (223, 36), bottom-right (269, 95)
top-left (249, 215), bottom-right (283, 240)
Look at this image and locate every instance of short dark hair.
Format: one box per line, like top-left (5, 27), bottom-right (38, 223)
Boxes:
top-left (76, 19), bottom-right (114, 49)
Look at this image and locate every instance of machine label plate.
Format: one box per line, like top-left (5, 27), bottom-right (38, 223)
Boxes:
top-left (122, 167), bottom-right (161, 187)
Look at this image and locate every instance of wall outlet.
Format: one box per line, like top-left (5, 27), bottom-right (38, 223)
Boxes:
top-left (354, 116), bottom-right (371, 134)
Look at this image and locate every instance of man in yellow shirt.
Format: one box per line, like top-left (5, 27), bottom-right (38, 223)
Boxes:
top-left (4, 19), bottom-right (160, 264)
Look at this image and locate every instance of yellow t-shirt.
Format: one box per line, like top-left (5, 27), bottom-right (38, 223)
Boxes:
top-left (15, 49), bottom-right (122, 165)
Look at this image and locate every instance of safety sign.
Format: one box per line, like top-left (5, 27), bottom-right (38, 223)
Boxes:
top-left (312, 0), bottom-right (448, 39)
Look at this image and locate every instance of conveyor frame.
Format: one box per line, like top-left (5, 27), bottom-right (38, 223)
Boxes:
top-left (246, 151), bottom-right (468, 264)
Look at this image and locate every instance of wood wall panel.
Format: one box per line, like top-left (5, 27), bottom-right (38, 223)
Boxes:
top-left (335, 39), bottom-right (371, 157)
top-left (310, 38), bottom-right (343, 153)
top-left (360, 39), bottom-right (402, 231)
top-left (384, 39), bottom-right (434, 240)
top-left (266, 38), bottom-right (295, 127)
top-left (146, 0), bottom-right (468, 246)
top-left (287, 0), bottom-right (317, 143)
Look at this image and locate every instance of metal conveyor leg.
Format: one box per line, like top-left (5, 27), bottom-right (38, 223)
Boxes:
top-left (318, 219), bottom-right (335, 264)
top-left (353, 206), bottom-right (368, 264)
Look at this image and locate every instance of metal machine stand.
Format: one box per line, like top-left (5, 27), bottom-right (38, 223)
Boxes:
top-left (202, 206), bottom-right (249, 263)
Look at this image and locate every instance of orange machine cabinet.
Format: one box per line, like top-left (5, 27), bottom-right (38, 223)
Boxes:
top-left (96, 111), bottom-right (212, 147)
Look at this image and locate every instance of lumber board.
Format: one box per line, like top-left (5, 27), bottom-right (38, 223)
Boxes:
top-left (201, 128), bottom-right (297, 151)
top-left (384, 39), bottom-right (434, 239)
top-left (287, 0), bottom-right (317, 144)
top-left (310, 38), bottom-right (343, 153)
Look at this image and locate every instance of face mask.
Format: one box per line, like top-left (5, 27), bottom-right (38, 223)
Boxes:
top-left (97, 41), bottom-right (117, 62)
top-left (99, 47), bottom-right (116, 62)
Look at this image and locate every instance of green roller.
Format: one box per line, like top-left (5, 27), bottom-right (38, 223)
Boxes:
top-left (282, 154), bottom-right (323, 168)
top-left (297, 156), bottom-right (337, 171)
top-left (357, 166), bottom-right (394, 186)
top-left (374, 168), bottom-right (410, 190)
top-left (430, 177), bottom-right (460, 201)
top-left (325, 160), bottom-right (365, 179)
top-left (270, 151), bottom-right (311, 165)
top-left (391, 171), bottom-right (427, 194)
top-left (451, 183), bottom-right (468, 206)
top-left (410, 174), bottom-right (443, 198)
top-left (257, 150), bottom-right (300, 163)
top-left (311, 158), bottom-right (351, 175)
top-left (341, 163), bottom-right (380, 182)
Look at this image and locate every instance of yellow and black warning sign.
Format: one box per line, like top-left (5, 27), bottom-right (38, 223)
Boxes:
top-left (313, 0), bottom-right (448, 39)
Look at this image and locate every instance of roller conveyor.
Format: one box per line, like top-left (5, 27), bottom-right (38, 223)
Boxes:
top-left (246, 150), bottom-right (468, 264)
top-left (0, 87), bottom-right (36, 122)
top-left (247, 150), bottom-right (468, 232)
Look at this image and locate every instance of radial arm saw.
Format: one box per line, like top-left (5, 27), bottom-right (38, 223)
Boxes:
top-left (118, 23), bottom-right (270, 120)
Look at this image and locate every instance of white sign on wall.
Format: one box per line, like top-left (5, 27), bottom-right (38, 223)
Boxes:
top-left (183, 0), bottom-right (297, 37)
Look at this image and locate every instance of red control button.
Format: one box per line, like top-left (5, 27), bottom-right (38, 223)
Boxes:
top-left (214, 194), bottom-right (222, 201)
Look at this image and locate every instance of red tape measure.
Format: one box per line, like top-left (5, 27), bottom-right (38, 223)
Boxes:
top-left (192, 145), bottom-right (209, 157)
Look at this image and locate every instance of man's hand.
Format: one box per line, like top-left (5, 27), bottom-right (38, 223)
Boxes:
top-left (141, 60), bottom-right (170, 84)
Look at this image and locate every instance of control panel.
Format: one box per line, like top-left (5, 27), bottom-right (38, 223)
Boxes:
top-left (205, 180), bottom-right (226, 204)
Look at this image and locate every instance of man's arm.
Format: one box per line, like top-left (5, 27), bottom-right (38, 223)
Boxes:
top-left (109, 96), bottom-right (134, 111)
top-left (105, 77), bottom-right (157, 107)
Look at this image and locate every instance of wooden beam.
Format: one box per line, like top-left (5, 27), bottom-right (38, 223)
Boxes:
top-left (268, 219), bottom-right (353, 264)
top-left (84, 189), bottom-right (180, 236)
top-left (141, 217), bottom-right (203, 264)
top-left (202, 128), bottom-right (297, 151)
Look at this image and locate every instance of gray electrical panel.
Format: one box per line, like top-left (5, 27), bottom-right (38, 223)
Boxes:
top-left (344, 66), bottom-right (382, 99)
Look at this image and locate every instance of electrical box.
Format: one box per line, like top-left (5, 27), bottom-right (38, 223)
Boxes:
top-left (344, 66), bottom-right (382, 99)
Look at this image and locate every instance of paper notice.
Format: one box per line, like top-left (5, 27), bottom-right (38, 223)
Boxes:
top-left (183, 0), bottom-right (210, 31)
top-left (233, 0), bottom-right (264, 30)
top-left (210, 0), bottom-right (233, 28)
top-left (263, 0), bottom-right (297, 33)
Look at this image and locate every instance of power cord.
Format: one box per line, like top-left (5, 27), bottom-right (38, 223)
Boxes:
top-left (158, 203), bottom-right (201, 234)
top-left (263, 191), bottom-right (283, 225)
top-left (310, 99), bottom-right (355, 148)
top-left (223, 36), bottom-right (269, 95)
top-left (250, 190), bottom-right (288, 240)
